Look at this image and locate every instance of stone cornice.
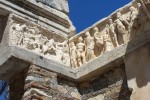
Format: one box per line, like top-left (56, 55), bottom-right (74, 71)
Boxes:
top-left (0, 0), bottom-right (75, 37)
top-left (0, 0), bottom-right (150, 82)
top-left (8, 0), bottom-right (70, 28)
top-left (0, 13), bottom-right (149, 81)
top-left (0, 31), bottom-right (149, 81)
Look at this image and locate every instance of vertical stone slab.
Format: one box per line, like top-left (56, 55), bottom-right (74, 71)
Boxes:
top-left (124, 44), bottom-right (150, 100)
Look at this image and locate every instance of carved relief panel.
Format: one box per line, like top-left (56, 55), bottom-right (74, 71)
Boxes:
top-left (69, 1), bottom-right (150, 68)
top-left (9, 16), bottom-right (70, 66)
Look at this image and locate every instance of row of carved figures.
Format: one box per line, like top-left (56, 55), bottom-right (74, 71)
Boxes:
top-left (70, 3), bottom-right (148, 68)
top-left (9, 3), bottom-right (147, 68)
top-left (10, 23), bottom-right (70, 66)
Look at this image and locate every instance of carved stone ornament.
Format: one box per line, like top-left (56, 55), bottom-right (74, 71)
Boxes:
top-left (9, 22), bottom-right (70, 66)
top-left (69, 2), bottom-right (150, 68)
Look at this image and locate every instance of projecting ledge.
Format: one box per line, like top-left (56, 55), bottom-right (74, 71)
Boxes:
top-left (0, 31), bottom-right (149, 81)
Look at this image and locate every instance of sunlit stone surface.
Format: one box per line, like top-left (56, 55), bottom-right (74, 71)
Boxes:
top-left (0, 0), bottom-right (150, 99)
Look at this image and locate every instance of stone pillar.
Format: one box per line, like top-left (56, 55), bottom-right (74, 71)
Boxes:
top-left (22, 65), bottom-right (58, 100)
top-left (124, 44), bottom-right (150, 100)
top-left (22, 65), bottom-right (81, 100)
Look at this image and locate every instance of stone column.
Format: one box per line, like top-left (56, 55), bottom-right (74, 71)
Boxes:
top-left (22, 65), bottom-right (58, 100)
top-left (22, 65), bottom-right (81, 100)
top-left (124, 44), bottom-right (150, 100)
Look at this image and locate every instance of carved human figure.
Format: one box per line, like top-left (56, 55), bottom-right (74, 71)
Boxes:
top-left (21, 27), bottom-right (32, 49)
top-left (136, 3), bottom-right (147, 33)
top-left (108, 19), bottom-right (118, 47)
top-left (10, 23), bottom-right (26, 45)
top-left (129, 6), bottom-right (138, 27)
top-left (93, 27), bottom-right (104, 55)
top-left (103, 25), bottom-right (114, 52)
top-left (76, 37), bottom-right (86, 66)
top-left (128, 6), bottom-right (139, 40)
top-left (21, 25), bottom-right (37, 50)
top-left (85, 31), bottom-right (96, 62)
top-left (114, 12), bottom-right (129, 45)
top-left (70, 42), bottom-right (78, 68)
top-left (23, 27), bottom-right (42, 53)
top-left (43, 39), bottom-right (56, 55)
top-left (30, 27), bottom-right (42, 53)
top-left (59, 40), bottom-right (70, 66)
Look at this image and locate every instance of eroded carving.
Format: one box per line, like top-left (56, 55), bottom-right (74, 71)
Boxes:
top-left (10, 22), bottom-right (70, 66)
top-left (136, 3), bottom-right (148, 33)
top-left (76, 37), bottom-right (86, 66)
top-left (69, 2), bottom-right (149, 68)
top-left (114, 12), bottom-right (129, 45)
top-left (94, 27), bottom-right (104, 55)
top-left (104, 24), bottom-right (114, 52)
top-left (70, 42), bottom-right (78, 68)
top-left (10, 23), bottom-right (26, 45)
top-left (108, 19), bottom-right (118, 47)
top-left (85, 31), bottom-right (96, 62)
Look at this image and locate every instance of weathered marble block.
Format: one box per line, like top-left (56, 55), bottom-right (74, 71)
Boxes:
top-left (69, 0), bottom-right (150, 68)
top-left (8, 14), bottom-right (70, 66)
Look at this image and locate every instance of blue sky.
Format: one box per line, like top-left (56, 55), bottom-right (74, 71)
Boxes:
top-left (69, 0), bottom-right (131, 33)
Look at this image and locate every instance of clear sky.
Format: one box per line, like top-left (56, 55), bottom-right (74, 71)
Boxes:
top-left (69, 0), bottom-right (131, 33)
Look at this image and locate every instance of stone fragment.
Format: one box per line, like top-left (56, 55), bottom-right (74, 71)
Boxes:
top-left (57, 85), bottom-right (68, 94)
top-left (71, 92), bottom-right (81, 100)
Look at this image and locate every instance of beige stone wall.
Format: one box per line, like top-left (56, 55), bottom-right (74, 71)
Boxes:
top-left (124, 44), bottom-right (150, 100)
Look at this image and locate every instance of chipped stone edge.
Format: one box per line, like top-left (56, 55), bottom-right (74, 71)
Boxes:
top-left (0, 0), bottom-right (71, 38)
top-left (0, 0), bottom-right (149, 81)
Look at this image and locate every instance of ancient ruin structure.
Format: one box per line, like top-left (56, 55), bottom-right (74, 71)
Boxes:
top-left (0, 0), bottom-right (150, 99)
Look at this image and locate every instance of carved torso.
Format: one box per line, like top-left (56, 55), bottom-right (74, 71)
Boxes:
top-left (115, 19), bottom-right (126, 35)
top-left (85, 36), bottom-right (95, 50)
top-left (103, 34), bottom-right (113, 52)
top-left (77, 42), bottom-right (85, 53)
top-left (94, 31), bottom-right (103, 46)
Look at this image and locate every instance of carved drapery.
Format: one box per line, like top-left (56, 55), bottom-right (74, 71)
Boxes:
top-left (69, 1), bottom-right (149, 68)
top-left (8, 1), bottom-right (150, 69)
top-left (9, 21), bottom-right (70, 66)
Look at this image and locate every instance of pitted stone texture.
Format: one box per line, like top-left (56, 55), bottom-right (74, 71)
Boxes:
top-left (57, 78), bottom-right (81, 100)
top-left (23, 65), bottom-right (81, 100)
top-left (35, 0), bottom-right (69, 14)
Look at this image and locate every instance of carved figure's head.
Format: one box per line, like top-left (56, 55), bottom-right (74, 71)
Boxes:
top-left (94, 27), bottom-right (99, 32)
top-left (129, 7), bottom-right (136, 12)
top-left (117, 12), bottom-right (121, 18)
top-left (137, 3), bottom-right (141, 8)
top-left (85, 31), bottom-right (91, 37)
top-left (109, 19), bottom-right (113, 24)
top-left (78, 37), bottom-right (83, 42)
